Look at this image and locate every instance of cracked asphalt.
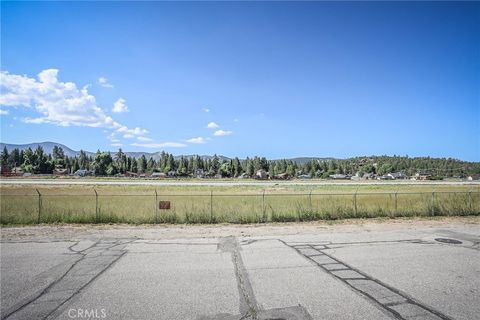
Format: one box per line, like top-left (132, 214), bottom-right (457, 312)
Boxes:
top-left (1, 220), bottom-right (479, 320)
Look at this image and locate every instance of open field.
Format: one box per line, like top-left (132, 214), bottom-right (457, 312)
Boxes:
top-left (1, 181), bottom-right (479, 225)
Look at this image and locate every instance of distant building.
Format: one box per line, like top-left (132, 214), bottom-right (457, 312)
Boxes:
top-left (74, 169), bottom-right (89, 177)
top-left (274, 173), bottom-right (290, 180)
top-left (329, 174), bottom-right (350, 180)
top-left (298, 174), bottom-right (311, 179)
top-left (0, 166), bottom-right (24, 176)
top-left (467, 175), bottom-right (480, 181)
top-left (412, 172), bottom-right (431, 181)
top-left (194, 169), bottom-right (205, 178)
top-left (256, 169), bottom-right (268, 179)
top-left (53, 168), bottom-right (68, 176)
top-left (386, 172), bottom-right (407, 180)
top-left (151, 172), bottom-right (166, 179)
top-left (362, 172), bottom-right (374, 180)
top-left (0, 165), bottom-right (11, 176)
top-left (125, 171), bottom-right (138, 178)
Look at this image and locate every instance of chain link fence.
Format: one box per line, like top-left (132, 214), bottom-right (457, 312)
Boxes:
top-left (1, 190), bottom-right (479, 224)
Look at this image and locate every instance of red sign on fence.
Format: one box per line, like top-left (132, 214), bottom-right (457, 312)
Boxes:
top-left (159, 201), bottom-right (171, 210)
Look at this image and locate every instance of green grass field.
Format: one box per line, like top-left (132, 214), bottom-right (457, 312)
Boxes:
top-left (1, 183), bottom-right (479, 224)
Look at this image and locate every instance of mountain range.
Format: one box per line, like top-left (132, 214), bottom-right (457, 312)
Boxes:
top-left (0, 142), bottom-right (333, 163)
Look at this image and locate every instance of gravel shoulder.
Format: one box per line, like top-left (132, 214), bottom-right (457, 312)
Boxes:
top-left (1, 216), bottom-right (478, 241)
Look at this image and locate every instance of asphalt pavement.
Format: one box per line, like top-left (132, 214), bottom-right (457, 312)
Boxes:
top-left (1, 222), bottom-right (479, 320)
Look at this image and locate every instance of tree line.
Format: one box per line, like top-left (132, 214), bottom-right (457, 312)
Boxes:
top-left (1, 146), bottom-right (479, 178)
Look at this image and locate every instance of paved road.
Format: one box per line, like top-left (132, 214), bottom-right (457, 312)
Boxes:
top-left (1, 178), bottom-right (479, 187)
top-left (1, 223), bottom-right (479, 320)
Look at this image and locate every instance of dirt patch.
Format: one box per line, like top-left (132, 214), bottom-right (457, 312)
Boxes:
top-left (1, 216), bottom-right (478, 241)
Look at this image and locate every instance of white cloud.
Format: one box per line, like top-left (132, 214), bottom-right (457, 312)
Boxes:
top-left (203, 108), bottom-right (210, 113)
top-left (0, 108), bottom-right (9, 115)
top-left (117, 126), bottom-right (147, 136)
top-left (207, 122), bottom-right (219, 129)
top-left (0, 69), bottom-right (148, 139)
top-left (98, 77), bottom-right (114, 88)
top-left (111, 143), bottom-right (123, 147)
top-left (186, 137), bottom-right (207, 144)
top-left (131, 142), bottom-right (187, 149)
top-left (112, 98), bottom-right (129, 113)
top-left (214, 129), bottom-right (232, 136)
top-left (123, 133), bottom-right (135, 139)
top-left (137, 136), bottom-right (153, 142)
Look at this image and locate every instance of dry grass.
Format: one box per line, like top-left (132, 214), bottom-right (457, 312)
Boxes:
top-left (1, 183), bottom-right (479, 224)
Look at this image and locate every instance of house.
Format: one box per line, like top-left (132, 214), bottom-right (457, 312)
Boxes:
top-left (125, 171), bottom-right (138, 178)
top-left (467, 174), bottom-right (480, 181)
top-left (274, 173), bottom-right (290, 180)
top-left (387, 172), bottom-right (407, 180)
top-left (255, 169), bottom-right (268, 179)
top-left (151, 172), bottom-right (166, 179)
top-left (329, 174), bottom-right (350, 180)
top-left (0, 165), bottom-right (11, 176)
top-left (194, 169), bottom-right (205, 178)
top-left (412, 172), bottom-right (431, 181)
top-left (1, 166), bottom-right (23, 176)
top-left (362, 172), bottom-right (374, 180)
top-left (298, 174), bottom-right (311, 179)
top-left (53, 168), bottom-right (68, 176)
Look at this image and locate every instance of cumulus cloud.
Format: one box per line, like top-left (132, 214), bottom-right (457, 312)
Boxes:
top-left (207, 122), bottom-right (219, 129)
top-left (111, 143), bottom-right (123, 147)
top-left (0, 108), bottom-right (9, 115)
top-left (137, 136), bottom-right (153, 142)
top-left (203, 108), bottom-right (210, 113)
top-left (123, 133), bottom-right (135, 139)
top-left (0, 69), bottom-right (148, 139)
top-left (214, 130), bottom-right (232, 136)
top-left (117, 126), bottom-right (148, 136)
top-left (112, 98), bottom-right (129, 113)
top-left (98, 77), bottom-right (114, 88)
top-left (186, 137), bottom-right (207, 144)
top-left (131, 142), bottom-right (187, 149)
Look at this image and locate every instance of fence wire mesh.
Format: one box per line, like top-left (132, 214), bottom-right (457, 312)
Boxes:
top-left (1, 190), bottom-right (479, 224)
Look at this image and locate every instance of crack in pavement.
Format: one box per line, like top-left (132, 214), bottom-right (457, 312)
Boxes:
top-left (283, 240), bottom-right (454, 320)
top-left (200, 237), bottom-right (312, 320)
top-left (2, 239), bottom-right (134, 320)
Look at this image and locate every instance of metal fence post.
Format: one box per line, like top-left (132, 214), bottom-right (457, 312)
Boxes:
top-left (210, 190), bottom-right (213, 222)
top-left (36, 189), bottom-right (42, 224)
top-left (154, 189), bottom-right (158, 223)
top-left (94, 189), bottom-right (99, 222)
top-left (431, 191), bottom-right (435, 216)
top-left (353, 191), bottom-right (357, 216)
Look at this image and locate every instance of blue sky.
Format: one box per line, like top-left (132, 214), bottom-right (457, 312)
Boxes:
top-left (1, 1), bottom-right (479, 161)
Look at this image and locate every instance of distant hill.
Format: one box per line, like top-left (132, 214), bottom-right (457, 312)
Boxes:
top-left (0, 141), bottom-right (85, 158)
top-left (0, 142), bottom-right (231, 161)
